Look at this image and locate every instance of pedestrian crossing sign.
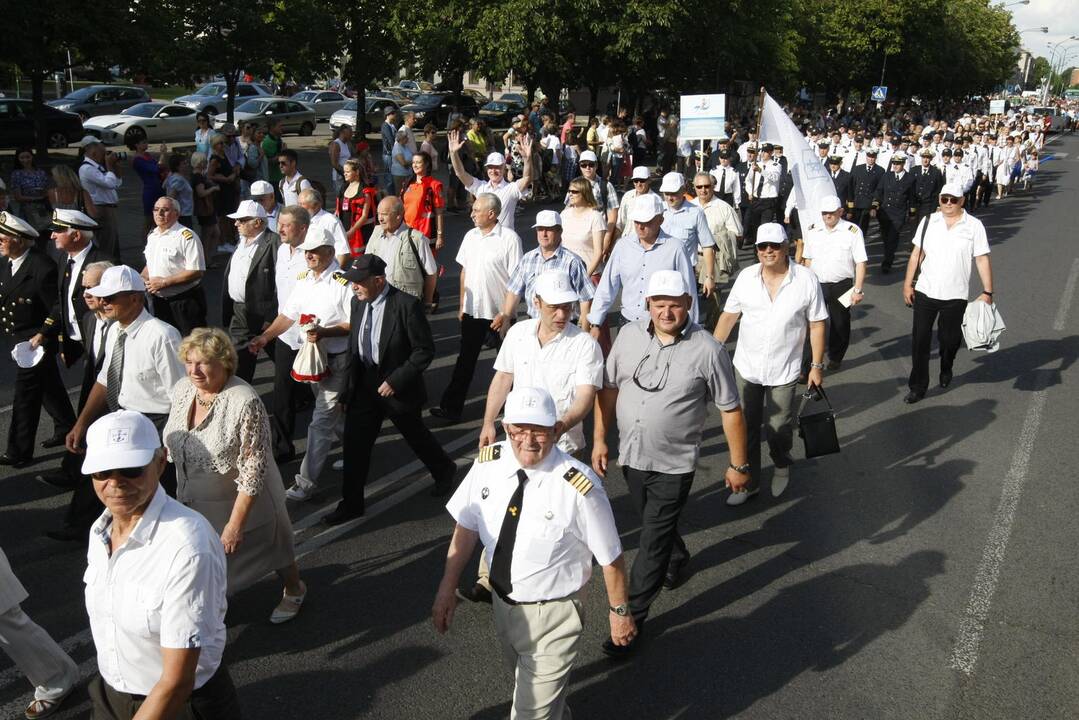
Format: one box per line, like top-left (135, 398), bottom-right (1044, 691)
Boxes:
top-left (871, 86), bottom-right (888, 102)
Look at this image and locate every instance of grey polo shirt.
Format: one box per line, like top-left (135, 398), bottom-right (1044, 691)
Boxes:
top-left (605, 319), bottom-right (741, 474)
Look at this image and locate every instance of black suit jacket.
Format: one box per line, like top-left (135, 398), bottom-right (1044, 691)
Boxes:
top-left (875, 171), bottom-right (916, 219)
top-left (911, 165), bottom-right (944, 205)
top-left (347, 286), bottom-right (434, 415)
top-left (850, 163), bottom-right (885, 210)
top-left (78, 310), bottom-right (109, 411)
top-left (44, 244), bottom-right (109, 366)
top-left (829, 168), bottom-right (853, 207)
top-left (221, 231), bottom-right (279, 331)
top-left (0, 248), bottom-right (59, 345)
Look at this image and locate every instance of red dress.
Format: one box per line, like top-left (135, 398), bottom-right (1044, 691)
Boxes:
top-left (336, 185), bottom-right (378, 255)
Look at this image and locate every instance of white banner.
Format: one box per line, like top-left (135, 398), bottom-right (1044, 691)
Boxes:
top-left (989, 99), bottom-right (1006, 115)
top-left (758, 92), bottom-right (834, 240)
top-left (679, 94), bottom-right (726, 140)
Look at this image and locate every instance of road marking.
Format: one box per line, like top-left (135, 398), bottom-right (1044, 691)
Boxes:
top-left (1052, 258), bottom-right (1079, 331)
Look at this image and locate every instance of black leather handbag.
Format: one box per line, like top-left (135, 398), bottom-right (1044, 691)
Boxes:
top-left (797, 386), bottom-right (840, 458)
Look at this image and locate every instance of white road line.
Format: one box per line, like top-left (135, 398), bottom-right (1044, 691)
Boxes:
top-left (949, 385), bottom-right (1047, 675)
top-left (1052, 258), bottom-right (1079, 331)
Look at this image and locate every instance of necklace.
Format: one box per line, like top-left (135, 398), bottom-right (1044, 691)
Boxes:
top-left (195, 392), bottom-right (216, 408)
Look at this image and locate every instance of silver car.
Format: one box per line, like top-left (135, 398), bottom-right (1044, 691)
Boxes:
top-left (174, 82), bottom-right (273, 116)
top-left (213, 97), bottom-right (316, 135)
top-left (290, 90), bottom-right (347, 120)
top-left (329, 97), bottom-right (399, 134)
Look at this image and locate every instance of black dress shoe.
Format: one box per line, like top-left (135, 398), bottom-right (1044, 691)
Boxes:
top-left (34, 472), bottom-right (77, 490)
top-left (663, 558), bottom-right (690, 590)
top-left (40, 433), bottom-right (68, 449)
top-left (939, 371), bottom-right (953, 388)
top-left (0, 454), bottom-right (33, 468)
top-left (903, 391), bottom-right (924, 404)
top-left (45, 526), bottom-right (88, 543)
top-left (323, 504), bottom-right (364, 526)
top-left (428, 407), bottom-right (462, 423)
top-left (455, 583), bottom-right (493, 604)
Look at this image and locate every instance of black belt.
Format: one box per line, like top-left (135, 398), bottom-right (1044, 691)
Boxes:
top-left (97, 203), bottom-right (118, 208)
top-left (495, 590), bottom-right (575, 607)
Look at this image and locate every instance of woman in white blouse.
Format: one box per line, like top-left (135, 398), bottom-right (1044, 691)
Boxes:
top-left (164, 327), bottom-right (306, 623)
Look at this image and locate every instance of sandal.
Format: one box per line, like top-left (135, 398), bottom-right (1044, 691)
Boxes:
top-left (270, 582), bottom-right (307, 624)
top-left (25, 690), bottom-right (72, 719)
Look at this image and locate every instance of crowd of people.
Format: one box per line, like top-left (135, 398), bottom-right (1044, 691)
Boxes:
top-left (0, 92), bottom-right (1068, 718)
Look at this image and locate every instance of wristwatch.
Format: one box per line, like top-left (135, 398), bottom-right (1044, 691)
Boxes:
top-left (809, 362), bottom-right (825, 369)
top-left (609, 603), bottom-right (630, 616)
top-left (729, 462), bottom-right (751, 475)
top-left (853, 288), bottom-right (864, 295)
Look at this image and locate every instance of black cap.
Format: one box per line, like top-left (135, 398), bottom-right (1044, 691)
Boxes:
top-left (818, 140), bottom-right (831, 148)
top-left (865, 148), bottom-right (878, 156)
top-left (340, 253), bottom-right (387, 283)
top-left (828, 155), bottom-right (843, 164)
top-left (772, 143), bottom-right (783, 150)
top-left (941, 148), bottom-right (953, 156)
top-left (760, 143), bottom-right (774, 152)
top-left (717, 149), bottom-right (732, 159)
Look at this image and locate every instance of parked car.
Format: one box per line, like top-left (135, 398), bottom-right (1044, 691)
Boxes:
top-left (329, 97), bottom-right (400, 134)
top-left (174, 82), bottom-right (273, 116)
top-left (83, 102), bottom-right (199, 146)
top-left (0, 98), bottom-right (83, 149)
top-left (498, 93), bottom-right (528, 106)
top-left (478, 100), bottom-right (526, 129)
top-left (289, 90), bottom-right (348, 120)
top-left (377, 88), bottom-right (413, 105)
top-left (400, 92), bottom-right (480, 128)
top-left (462, 88), bottom-right (490, 104)
top-left (213, 97), bottom-right (316, 135)
top-left (47, 85), bottom-right (150, 120)
top-left (397, 80), bottom-right (434, 94)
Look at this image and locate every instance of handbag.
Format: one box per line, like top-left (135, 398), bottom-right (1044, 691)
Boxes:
top-left (290, 315), bottom-right (331, 383)
top-left (797, 386), bottom-right (840, 458)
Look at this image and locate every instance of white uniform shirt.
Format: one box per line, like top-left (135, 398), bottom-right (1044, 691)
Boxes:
top-left (743, 160), bottom-right (781, 199)
top-left (309, 209), bottom-right (351, 258)
top-left (465, 178), bottom-right (525, 230)
top-left (281, 261), bottom-right (353, 354)
top-left (85, 487), bottom-right (227, 695)
top-left (96, 309), bottom-right (184, 415)
top-left (723, 262), bottom-right (828, 386)
top-left (456, 224), bottom-right (523, 320)
top-left (446, 443), bottom-right (622, 603)
top-left (143, 223), bottom-right (205, 298)
top-left (911, 211), bottom-right (990, 301)
top-left (709, 164), bottom-right (742, 206)
top-left (226, 232), bottom-right (263, 303)
top-left (493, 320), bottom-right (604, 453)
top-left (274, 244), bottom-right (309, 350)
top-left (65, 243), bottom-right (93, 341)
top-left (803, 219), bottom-right (868, 283)
top-left (79, 159), bottom-right (121, 205)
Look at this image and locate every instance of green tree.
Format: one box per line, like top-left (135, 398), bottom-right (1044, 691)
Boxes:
top-left (1028, 56), bottom-right (1052, 90)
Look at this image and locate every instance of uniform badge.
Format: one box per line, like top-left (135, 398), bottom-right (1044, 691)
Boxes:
top-left (477, 445), bottom-right (502, 463)
top-left (563, 468), bottom-right (593, 496)
top-left (544, 511), bottom-right (554, 520)
top-left (481, 487), bottom-right (489, 499)
top-left (508, 506), bottom-right (518, 517)
top-left (332, 271), bottom-right (349, 286)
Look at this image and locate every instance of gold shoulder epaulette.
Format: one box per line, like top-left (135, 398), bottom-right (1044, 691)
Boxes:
top-left (563, 468), bottom-right (593, 496)
top-left (44, 317), bottom-right (55, 326)
top-left (478, 445), bottom-right (501, 463)
top-left (180, 229), bottom-right (194, 240)
top-left (332, 271), bottom-right (349, 286)
top-left (848, 224), bottom-right (858, 233)
top-left (297, 270), bottom-right (308, 280)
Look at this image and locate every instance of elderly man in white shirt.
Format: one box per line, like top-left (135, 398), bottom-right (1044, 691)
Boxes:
top-left (298, 187), bottom-right (351, 266)
top-left (430, 193), bottom-right (523, 423)
top-left (142, 197), bottom-right (207, 335)
top-left (446, 129), bottom-right (533, 230)
top-left (77, 138), bottom-right (123, 261)
top-left (714, 223), bottom-right (827, 503)
top-left (617, 166), bottom-right (662, 233)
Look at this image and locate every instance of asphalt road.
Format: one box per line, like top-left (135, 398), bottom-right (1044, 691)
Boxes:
top-left (1, 130), bottom-right (1078, 719)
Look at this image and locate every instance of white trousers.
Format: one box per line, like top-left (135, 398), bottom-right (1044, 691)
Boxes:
top-left (0, 604), bottom-right (78, 701)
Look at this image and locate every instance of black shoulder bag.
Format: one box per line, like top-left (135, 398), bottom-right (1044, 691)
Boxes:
top-left (797, 386), bottom-right (840, 459)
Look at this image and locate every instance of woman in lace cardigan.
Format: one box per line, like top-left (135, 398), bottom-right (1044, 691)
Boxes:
top-left (164, 327), bottom-right (307, 624)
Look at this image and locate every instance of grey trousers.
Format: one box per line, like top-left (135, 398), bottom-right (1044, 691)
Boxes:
top-left (734, 370), bottom-right (799, 490)
top-left (0, 604), bottom-right (78, 702)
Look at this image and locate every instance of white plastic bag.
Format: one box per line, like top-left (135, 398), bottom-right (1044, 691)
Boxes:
top-left (291, 315), bottom-right (330, 383)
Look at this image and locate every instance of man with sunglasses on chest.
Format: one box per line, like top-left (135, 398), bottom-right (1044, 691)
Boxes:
top-left (593, 270), bottom-right (749, 657)
top-left (715, 223), bottom-right (827, 505)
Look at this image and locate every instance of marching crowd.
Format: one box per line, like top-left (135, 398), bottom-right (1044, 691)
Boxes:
top-left (0, 93), bottom-right (1061, 718)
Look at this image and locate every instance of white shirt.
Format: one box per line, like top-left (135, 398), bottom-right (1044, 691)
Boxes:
top-left (85, 486), bottom-right (227, 695)
top-left (912, 211), bottom-right (990, 301)
top-left (92, 317), bottom-right (110, 359)
top-left (96, 309), bottom-right (185, 415)
top-left (356, 285), bottom-right (389, 365)
top-left (9, 251), bottom-right (29, 277)
top-left (265, 206), bottom-right (279, 234)
top-left (466, 178), bottom-right (525, 230)
top-left (709, 165), bottom-right (742, 206)
top-left (744, 160), bottom-right (781, 199)
top-left (79, 159), bottom-right (121, 205)
top-left (541, 134), bottom-right (561, 165)
top-left (65, 243), bottom-right (93, 341)
top-left (280, 173), bottom-right (312, 207)
top-left (493, 320), bottom-right (604, 452)
top-left (227, 232), bottom-right (263, 303)
top-left (616, 190), bottom-right (661, 232)
top-left (456, 223), bottom-right (523, 319)
top-left (803, 219), bottom-right (868, 283)
top-left (723, 262), bottom-right (828, 386)
top-left (309, 209), bottom-right (351, 258)
top-left (274, 243), bottom-right (309, 350)
top-left (692, 196), bottom-right (742, 259)
top-left (144, 223), bottom-right (205, 298)
top-left (282, 261), bottom-right (353, 354)
top-left (446, 443), bottom-right (622, 603)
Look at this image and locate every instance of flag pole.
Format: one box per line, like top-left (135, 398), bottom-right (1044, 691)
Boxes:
top-left (754, 86), bottom-right (766, 146)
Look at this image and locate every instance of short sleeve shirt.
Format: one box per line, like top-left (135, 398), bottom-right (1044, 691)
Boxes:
top-left (466, 179), bottom-right (525, 230)
top-left (281, 262), bottom-right (354, 354)
top-left (456, 224), bottom-right (523, 319)
top-left (803, 219), bottom-right (868, 283)
top-left (912, 211), bottom-right (990, 301)
top-left (96, 309), bottom-right (185, 415)
top-left (144, 223), bottom-right (205, 297)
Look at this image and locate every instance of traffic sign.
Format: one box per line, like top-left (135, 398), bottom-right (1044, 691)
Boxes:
top-left (871, 86), bottom-right (888, 102)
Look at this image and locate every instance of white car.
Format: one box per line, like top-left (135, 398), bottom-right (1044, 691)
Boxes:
top-left (82, 102), bottom-right (200, 146)
top-left (290, 90), bottom-right (347, 120)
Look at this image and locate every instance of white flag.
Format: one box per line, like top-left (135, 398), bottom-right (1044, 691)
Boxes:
top-left (759, 92), bottom-right (834, 240)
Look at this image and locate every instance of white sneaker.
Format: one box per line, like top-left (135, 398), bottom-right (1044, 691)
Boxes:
top-left (285, 477), bottom-right (315, 501)
top-left (332, 459), bottom-right (344, 471)
top-left (772, 466), bottom-right (792, 498)
top-left (726, 488), bottom-right (760, 506)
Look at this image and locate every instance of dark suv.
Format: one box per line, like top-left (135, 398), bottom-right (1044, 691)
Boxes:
top-left (47, 85), bottom-right (150, 120)
top-left (400, 92), bottom-right (479, 128)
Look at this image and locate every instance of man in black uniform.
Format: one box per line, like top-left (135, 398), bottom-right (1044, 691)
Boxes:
top-left (874, 154), bottom-right (916, 273)
top-left (828, 156), bottom-right (852, 208)
top-left (0, 213), bottom-right (77, 467)
top-left (848, 148), bottom-right (884, 238)
top-left (911, 149), bottom-right (944, 226)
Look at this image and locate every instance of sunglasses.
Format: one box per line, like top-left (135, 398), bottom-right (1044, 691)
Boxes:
top-left (100, 291), bottom-right (136, 305)
top-left (568, 189), bottom-right (582, 194)
top-left (278, 161), bottom-right (290, 166)
top-left (756, 242), bottom-right (784, 251)
top-left (91, 465), bottom-right (146, 481)
top-left (632, 179), bottom-right (649, 184)
top-left (940, 196), bottom-right (962, 205)
top-left (693, 184), bottom-right (713, 190)
top-left (579, 162), bottom-right (596, 168)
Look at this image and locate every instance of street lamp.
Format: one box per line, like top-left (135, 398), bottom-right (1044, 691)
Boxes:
top-left (1020, 27), bottom-right (1049, 33)
top-left (1000, 0), bottom-right (1030, 6)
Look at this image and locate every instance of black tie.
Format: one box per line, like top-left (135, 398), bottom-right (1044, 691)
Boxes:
top-left (105, 329), bottom-right (127, 412)
top-left (720, 168), bottom-right (727, 193)
top-left (361, 305), bottom-right (374, 367)
top-left (489, 469), bottom-right (528, 602)
top-left (61, 259), bottom-right (75, 337)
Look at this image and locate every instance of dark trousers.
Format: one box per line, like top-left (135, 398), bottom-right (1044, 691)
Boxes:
top-left (7, 347), bottom-right (75, 460)
top-left (852, 207), bottom-right (874, 238)
top-left (95, 205), bottom-right (121, 263)
top-left (877, 211), bottom-right (906, 266)
top-left (744, 197), bottom-right (778, 245)
top-left (908, 291), bottom-right (966, 395)
top-left (269, 342), bottom-right (304, 458)
top-left (341, 372), bottom-right (454, 515)
top-left (802, 278), bottom-right (854, 369)
top-left (151, 285), bottom-right (207, 337)
top-left (623, 466), bottom-right (695, 623)
top-left (227, 302), bottom-right (274, 383)
top-left (438, 314), bottom-right (493, 416)
top-left (88, 664), bottom-right (241, 720)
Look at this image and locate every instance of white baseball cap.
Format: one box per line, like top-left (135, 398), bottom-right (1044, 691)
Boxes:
top-left (631, 166), bottom-right (650, 180)
top-left (227, 199), bottom-right (268, 219)
top-left (819, 195), bottom-right (843, 213)
top-left (82, 410), bottom-right (161, 475)
top-left (579, 150), bottom-right (599, 164)
top-left (249, 180), bottom-right (274, 197)
top-left (754, 223), bottom-right (788, 245)
top-left (87, 265), bottom-right (146, 296)
top-left (939, 183), bottom-right (965, 199)
top-left (628, 194), bottom-right (666, 223)
top-left (502, 387), bottom-right (558, 427)
top-left (73, 135), bottom-right (101, 148)
top-left (533, 271), bottom-right (578, 305)
top-left (297, 228), bottom-right (336, 251)
top-left (532, 210), bottom-right (562, 228)
top-left (659, 172), bottom-right (685, 194)
top-left (645, 269), bottom-right (688, 298)
top-left (485, 151), bottom-right (506, 167)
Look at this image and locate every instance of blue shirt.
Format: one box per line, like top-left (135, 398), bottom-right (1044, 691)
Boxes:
top-left (357, 285), bottom-right (390, 365)
top-left (506, 245), bottom-right (594, 318)
top-left (587, 231), bottom-right (698, 325)
top-left (661, 201), bottom-right (716, 266)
